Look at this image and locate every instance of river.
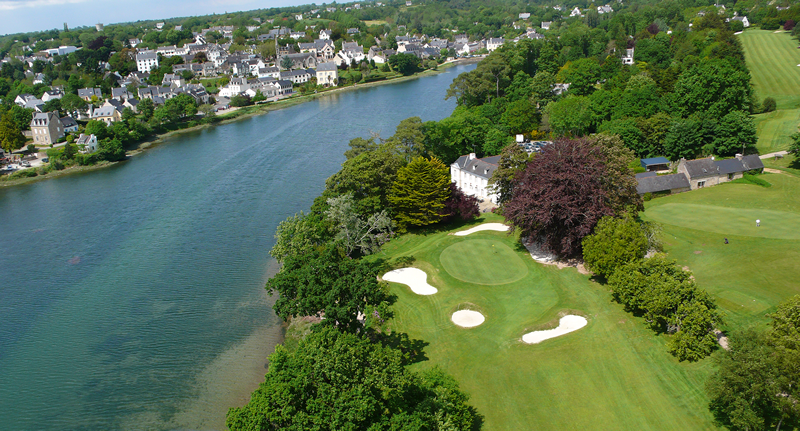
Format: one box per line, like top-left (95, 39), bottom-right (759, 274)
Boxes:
top-left (0, 63), bottom-right (476, 431)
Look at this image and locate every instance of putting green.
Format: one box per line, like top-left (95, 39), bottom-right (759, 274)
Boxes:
top-left (646, 203), bottom-right (800, 239)
top-left (439, 239), bottom-right (528, 285)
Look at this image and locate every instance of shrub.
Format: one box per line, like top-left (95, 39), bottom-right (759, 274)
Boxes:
top-left (582, 213), bottom-right (649, 279)
top-left (9, 169), bottom-right (38, 179)
top-left (762, 97), bottom-right (777, 113)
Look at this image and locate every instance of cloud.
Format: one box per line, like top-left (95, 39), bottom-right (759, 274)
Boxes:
top-left (0, 0), bottom-right (91, 11)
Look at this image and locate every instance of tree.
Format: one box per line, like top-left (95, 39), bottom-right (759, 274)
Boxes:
top-left (712, 110), bottom-right (757, 156)
top-left (85, 120), bottom-right (110, 140)
top-left (280, 55), bottom-right (294, 70)
top-left (581, 213), bottom-right (649, 279)
top-left (488, 142), bottom-right (532, 207)
top-left (501, 99), bottom-right (538, 135)
top-left (325, 148), bottom-right (403, 216)
top-left (270, 212), bottom-right (331, 263)
top-left (325, 193), bottom-right (394, 257)
top-left (672, 59), bottom-right (753, 119)
top-left (343, 136), bottom-right (378, 159)
top-left (227, 327), bottom-right (480, 430)
top-left (707, 329), bottom-right (786, 431)
top-left (768, 294), bottom-right (800, 424)
top-left (383, 116), bottom-right (426, 162)
top-left (504, 137), bottom-right (640, 257)
top-left (137, 97), bottom-right (155, 120)
top-left (441, 182), bottom-right (480, 223)
top-left (0, 112), bottom-right (26, 154)
top-left (762, 97), bottom-right (777, 113)
top-left (389, 156), bottom-right (452, 231)
top-left (608, 256), bottom-right (722, 361)
top-left (557, 58), bottom-right (601, 96)
top-left (388, 53), bottom-right (421, 76)
top-left (265, 245), bottom-right (393, 334)
top-left (543, 95), bottom-right (596, 136)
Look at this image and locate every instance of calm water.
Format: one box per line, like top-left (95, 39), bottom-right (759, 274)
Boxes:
top-left (0, 64), bottom-right (475, 431)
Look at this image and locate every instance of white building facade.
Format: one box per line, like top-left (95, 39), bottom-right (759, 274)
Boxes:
top-left (450, 153), bottom-right (501, 204)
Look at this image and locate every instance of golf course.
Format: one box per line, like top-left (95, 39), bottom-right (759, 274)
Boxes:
top-left (739, 29), bottom-right (800, 153)
top-left (374, 215), bottom-right (718, 430)
top-left (369, 165), bottom-right (800, 430)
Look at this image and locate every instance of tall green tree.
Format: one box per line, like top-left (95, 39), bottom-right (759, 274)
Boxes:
top-left (325, 148), bottom-right (403, 216)
top-left (389, 156), bottom-right (451, 231)
top-left (0, 112), bottom-right (25, 154)
top-left (227, 327), bottom-right (480, 430)
top-left (581, 213), bottom-right (649, 279)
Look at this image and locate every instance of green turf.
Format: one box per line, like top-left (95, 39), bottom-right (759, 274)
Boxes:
top-left (752, 108), bottom-right (800, 153)
top-left (642, 174), bottom-right (800, 329)
top-left (738, 30), bottom-right (800, 153)
top-left (738, 30), bottom-right (800, 109)
top-left (439, 238), bottom-right (528, 285)
top-left (374, 214), bottom-right (718, 430)
top-left (646, 203), bottom-right (800, 239)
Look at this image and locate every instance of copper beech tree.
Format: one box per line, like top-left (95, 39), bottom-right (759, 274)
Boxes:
top-left (503, 135), bottom-right (641, 258)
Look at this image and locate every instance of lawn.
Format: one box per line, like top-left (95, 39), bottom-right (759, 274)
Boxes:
top-left (738, 29), bottom-right (800, 152)
top-left (372, 213), bottom-right (718, 430)
top-left (642, 173), bottom-right (800, 329)
top-left (752, 108), bottom-right (800, 153)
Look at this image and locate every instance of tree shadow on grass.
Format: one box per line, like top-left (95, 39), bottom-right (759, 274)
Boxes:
top-left (789, 157), bottom-right (800, 170)
top-left (373, 331), bottom-right (430, 365)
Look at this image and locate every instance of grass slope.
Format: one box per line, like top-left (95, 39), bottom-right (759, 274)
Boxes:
top-left (374, 214), bottom-right (717, 430)
top-left (739, 29), bottom-right (800, 152)
top-left (642, 174), bottom-right (800, 329)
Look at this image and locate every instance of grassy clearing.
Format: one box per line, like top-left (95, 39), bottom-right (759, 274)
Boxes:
top-left (739, 30), bottom-right (800, 153)
top-left (642, 174), bottom-right (800, 329)
top-left (364, 20), bottom-right (388, 26)
top-left (752, 108), bottom-right (800, 153)
top-left (373, 213), bottom-right (717, 430)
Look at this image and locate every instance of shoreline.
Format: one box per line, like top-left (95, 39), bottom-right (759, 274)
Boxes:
top-left (0, 58), bottom-right (481, 189)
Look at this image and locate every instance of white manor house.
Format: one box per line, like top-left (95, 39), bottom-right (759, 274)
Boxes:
top-left (450, 153), bottom-right (500, 204)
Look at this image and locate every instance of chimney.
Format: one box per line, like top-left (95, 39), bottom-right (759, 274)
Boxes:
top-left (516, 134), bottom-right (524, 143)
top-left (468, 153), bottom-right (476, 160)
top-left (735, 153), bottom-right (743, 160)
top-left (711, 156), bottom-right (714, 161)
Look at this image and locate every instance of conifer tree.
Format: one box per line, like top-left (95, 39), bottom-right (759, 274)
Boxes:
top-left (389, 156), bottom-right (451, 231)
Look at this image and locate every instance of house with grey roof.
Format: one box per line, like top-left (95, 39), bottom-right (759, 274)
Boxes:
top-left (30, 111), bottom-right (64, 145)
top-left (78, 87), bottom-right (103, 101)
top-left (60, 116), bottom-right (79, 133)
top-left (316, 62), bottom-right (338, 86)
top-left (635, 173), bottom-right (691, 195)
top-left (450, 153), bottom-right (501, 203)
top-left (677, 157), bottom-right (720, 189)
top-left (76, 134), bottom-right (98, 153)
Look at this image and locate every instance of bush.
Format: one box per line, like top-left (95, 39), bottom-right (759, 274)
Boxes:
top-left (643, 192), bottom-right (653, 201)
top-left (582, 213), bottom-right (649, 279)
top-left (761, 18), bottom-right (781, 30)
top-left (762, 97), bottom-right (777, 113)
top-left (9, 169), bottom-right (38, 179)
top-left (784, 19), bottom-right (796, 31)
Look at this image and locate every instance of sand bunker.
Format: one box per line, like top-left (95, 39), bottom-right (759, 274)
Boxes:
top-left (382, 268), bottom-right (438, 295)
top-left (522, 315), bottom-right (588, 344)
top-left (451, 310), bottom-right (485, 327)
top-left (454, 223), bottom-right (510, 236)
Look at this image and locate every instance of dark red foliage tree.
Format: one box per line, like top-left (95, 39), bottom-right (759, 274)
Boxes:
top-left (441, 182), bottom-right (480, 223)
top-left (784, 19), bottom-right (796, 31)
top-left (503, 137), bottom-right (640, 258)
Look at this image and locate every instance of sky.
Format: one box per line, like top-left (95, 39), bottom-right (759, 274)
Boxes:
top-left (0, 0), bottom-right (310, 36)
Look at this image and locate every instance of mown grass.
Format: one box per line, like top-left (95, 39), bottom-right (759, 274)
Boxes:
top-left (372, 213), bottom-right (718, 430)
top-left (739, 30), bottom-right (800, 153)
top-left (642, 173), bottom-right (800, 329)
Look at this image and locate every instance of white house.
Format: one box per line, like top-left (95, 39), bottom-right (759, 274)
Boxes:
top-left (76, 133), bottom-right (99, 153)
top-left (218, 77), bottom-right (251, 98)
top-left (316, 62), bottom-right (338, 86)
top-left (731, 16), bottom-right (750, 27)
top-left (136, 51), bottom-right (159, 73)
top-left (622, 48), bottom-right (634, 65)
top-left (519, 12), bottom-right (531, 19)
top-left (570, 7), bottom-right (583, 17)
top-left (450, 153), bottom-right (501, 204)
top-left (319, 29), bottom-right (332, 40)
top-left (541, 21), bottom-right (552, 30)
top-left (487, 38), bottom-right (505, 52)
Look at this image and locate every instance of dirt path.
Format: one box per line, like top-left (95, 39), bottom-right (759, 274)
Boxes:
top-left (760, 150), bottom-right (789, 159)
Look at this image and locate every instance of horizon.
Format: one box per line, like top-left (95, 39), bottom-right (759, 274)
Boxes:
top-left (0, 0), bottom-right (311, 36)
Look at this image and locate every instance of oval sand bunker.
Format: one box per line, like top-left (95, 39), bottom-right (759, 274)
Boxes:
top-left (522, 315), bottom-right (587, 344)
top-left (382, 268), bottom-right (438, 295)
top-left (451, 310), bottom-right (485, 328)
top-left (454, 223), bottom-right (510, 236)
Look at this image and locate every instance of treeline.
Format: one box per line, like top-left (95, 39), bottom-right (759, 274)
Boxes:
top-left (227, 121), bottom-right (483, 430)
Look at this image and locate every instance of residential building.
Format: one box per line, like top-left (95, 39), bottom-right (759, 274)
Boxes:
top-left (731, 16), bottom-right (750, 27)
top-left (30, 111), bottom-right (64, 145)
top-left (218, 77), bottom-right (251, 98)
top-left (622, 48), bottom-right (634, 65)
top-left (598, 5), bottom-right (613, 13)
top-left (570, 6), bottom-right (583, 17)
top-left (450, 153), bottom-right (501, 204)
top-left (78, 87), bottom-right (103, 101)
top-left (519, 12), bottom-right (531, 19)
top-left (640, 157), bottom-right (670, 172)
top-left (60, 116), bottom-right (79, 133)
top-left (111, 88), bottom-right (133, 100)
top-left (76, 134), bottom-right (99, 153)
top-left (280, 52), bottom-right (318, 70)
top-left (487, 38), bottom-right (505, 52)
top-left (279, 69), bottom-right (313, 84)
top-left (635, 173), bottom-right (691, 195)
top-left (316, 62), bottom-right (338, 86)
top-left (541, 21), bottom-right (552, 30)
top-left (319, 29), bottom-right (333, 40)
top-left (42, 89), bottom-right (63, 102)
top-left (136, 51), bottom-right (159, 73)
top-left (90, 105), bottom-right (122, 124)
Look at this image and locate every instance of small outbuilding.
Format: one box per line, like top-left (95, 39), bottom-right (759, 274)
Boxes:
top-left (635, 173), bottom-right (691, 195)
top-left (640, 157), bottom-right (670, 172)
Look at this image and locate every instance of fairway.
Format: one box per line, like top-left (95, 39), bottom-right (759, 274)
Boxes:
top-left (753, 108), bottom-right (800, 153)
top-left (646, 203), bottom-right (800, 239)
top-left (642, 174), bottom-right (800, 328)
top-left (439, 239), bottom-right (528, 285)
top-left (739, 30), bottom-right (800, 152)
top-left (375, 215), bottom-right (718, 430)
top-left (739, 30), bottom-right (800, 109)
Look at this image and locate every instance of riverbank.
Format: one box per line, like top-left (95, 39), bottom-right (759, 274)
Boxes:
top-left (0, 58), bottom-right (481, 188)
